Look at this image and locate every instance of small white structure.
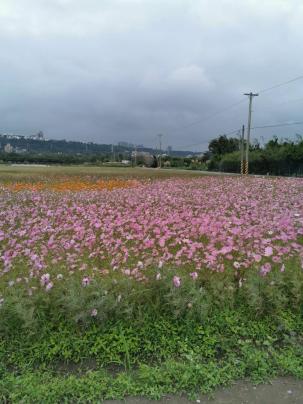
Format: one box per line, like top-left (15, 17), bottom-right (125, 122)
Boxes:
top-left (4, 143), bottom-right (14, 153)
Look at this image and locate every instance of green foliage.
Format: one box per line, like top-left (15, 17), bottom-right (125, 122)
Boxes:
top-left (208, 135), bottom-right (240, 156)
top-left (0, 151), bottom-right (109, 165)
top-left (1, 261), bottom-right (303, 335)
top-left (1, 263), bottom-right (303, 400)
top-left (208, 136), bottom-right (303, 175)
top-left (1, 310), bottom-right (303, 402)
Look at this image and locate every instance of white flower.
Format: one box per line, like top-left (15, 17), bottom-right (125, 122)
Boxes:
top-left (91, 309), bottom-right (98, 317)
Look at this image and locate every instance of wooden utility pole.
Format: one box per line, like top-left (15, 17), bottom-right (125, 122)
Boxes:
top-left (111, 144), bottom-right (115, 162)
top-left (135, 145), bottom-right (137, 166)
top-left (244, 92), bottom-right (258, 174)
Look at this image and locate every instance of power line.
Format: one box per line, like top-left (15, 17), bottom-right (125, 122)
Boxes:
top-left (252, 120), bottom-right (303, 130)
top-left (177, 121), bottom-right (303, 150)
top-left (177, 128), bottom-right (240, 150)
top-left (175, 99), bottom-right (246, 131)
top-left (224, 128), bottom-right (241, 136)
top-left (173, 74), bottom-right (303, 134)
top-left (156, 73), bottom-right (303, 151)
top-left (269, 97), bottom-right (303, 106)
top-left (258, 75), bottom-right (303, 94)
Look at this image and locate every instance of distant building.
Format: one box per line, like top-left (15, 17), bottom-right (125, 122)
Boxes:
top-left (14, 147), bottom-right (27, 154)
top-left (4, 134), bottom-right (25, 140)
top-left (30, 131), bottom-right (45, 141)
top-left (4, 143), bottom-right (14, 153)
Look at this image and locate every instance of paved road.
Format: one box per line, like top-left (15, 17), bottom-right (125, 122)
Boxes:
top-left (104, 377), bottom-right (303, 403)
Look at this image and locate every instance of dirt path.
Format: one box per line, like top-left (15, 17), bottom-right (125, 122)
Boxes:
top-left (104, 377), bottom-right (303, 403)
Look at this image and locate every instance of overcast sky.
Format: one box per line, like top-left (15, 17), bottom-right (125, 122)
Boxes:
top-left (1, 0), bottom-right (303, 151)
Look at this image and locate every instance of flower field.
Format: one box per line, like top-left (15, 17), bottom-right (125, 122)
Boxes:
top-left (1, 172), bottom-right (303, 402)
top-left (0, 174), bottom-right (303, 312)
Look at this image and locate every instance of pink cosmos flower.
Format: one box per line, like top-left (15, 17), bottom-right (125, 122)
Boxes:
top-left (190, 272), bottom-right (198, 280)
top-left (173, 276), bottom-right (181, 288)
top-left (82, 276), bottom-right (91, 287)
top-left (40, 273), bottom-right (50, 286)
top-left (159, 238), bottom-right (165, 247)
top-left (264, 246), bottom-right (273, 257)
top-left (253, 254), bottom-right (262, 263)
top-left (280, 264), bottom-right (285, 272)
top-left (233, 261), bottom-right (241, 269)
top-left (91, 309), bottom-right (98, 317)
top-left (260, 262), bottom-right (272, 276)
top-left (2, 176), bottom-right (303, 288)
top-left (45, 282), bottom-right (53, 291)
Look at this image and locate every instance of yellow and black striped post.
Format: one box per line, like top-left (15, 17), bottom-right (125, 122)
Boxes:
top-left (240, 125), bottom-right (245, 175)
top-left (240, 159), bottom-right (244, 175)
top-left (245, 160), bottom-right (249, 175)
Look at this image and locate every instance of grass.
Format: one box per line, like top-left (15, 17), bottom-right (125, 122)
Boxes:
top-left (0, 164), bottom-right (211, 183)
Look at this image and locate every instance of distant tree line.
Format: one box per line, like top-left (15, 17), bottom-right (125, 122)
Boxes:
top-left (0, 135), bottom-right (195, 157)
top-left (0, 136), bottom-right (114, 154)
top-left (162, 156), bottom-right (207, 170)
top-left (0, 152), bottom-right (110, 165)
top-left (207, 134), bottom-right (303, 176)
top-left (0, 150), bottom-right (209, 171)
top-left (2, 133), bottom-right (302, 176)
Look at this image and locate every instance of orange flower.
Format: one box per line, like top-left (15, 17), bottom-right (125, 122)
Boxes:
top-left (5, 178), bottom-right (140, 192)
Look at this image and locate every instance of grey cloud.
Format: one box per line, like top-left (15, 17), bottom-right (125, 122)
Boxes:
top-left (1, 0), bottom-right (303, 151)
